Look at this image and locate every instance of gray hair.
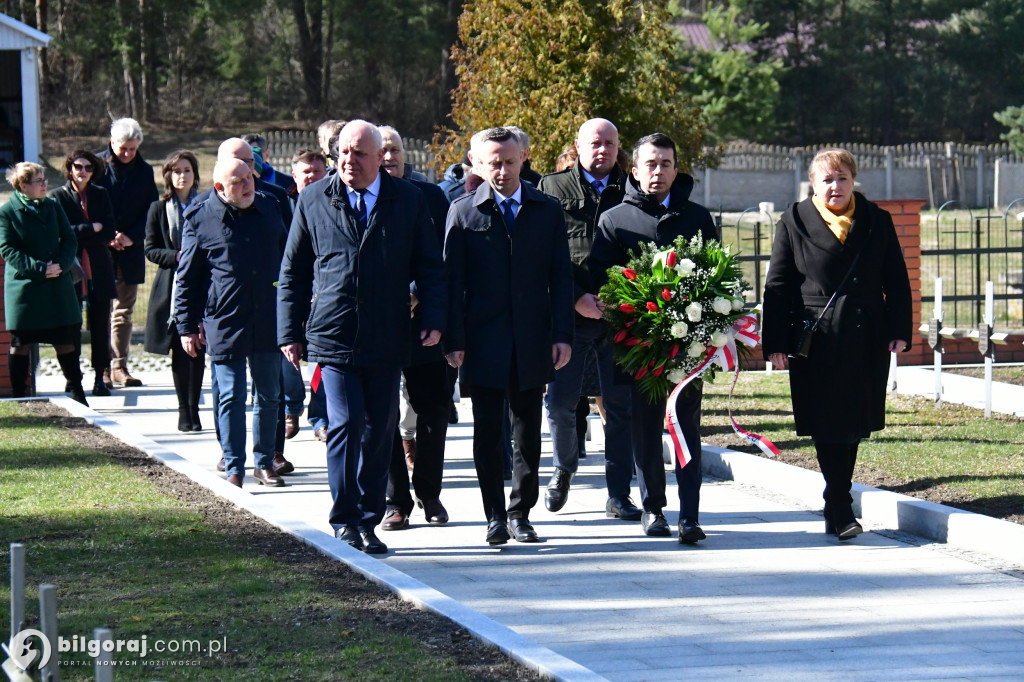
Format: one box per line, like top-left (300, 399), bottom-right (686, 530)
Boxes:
top-left (505, 125), bottom-right (530, 151)
top-left (469, 127), bottom-right (519, 155)
top-left (110, 117), bottom-right (143, 145)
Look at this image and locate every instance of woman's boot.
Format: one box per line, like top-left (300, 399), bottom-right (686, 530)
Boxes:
top-left (56, 351), bottom-right (88, 406)
top-left (8, 353), bottom-right (30, 398)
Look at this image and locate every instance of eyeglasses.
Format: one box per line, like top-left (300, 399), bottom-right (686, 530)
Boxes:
top-left (27, 177), bottom-right (48, 186)
top-left (72, 163), bottom-right (93, 172)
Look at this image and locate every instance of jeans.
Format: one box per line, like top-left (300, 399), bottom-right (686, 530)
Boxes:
top-left (214, 352), bottom-right (282, 476)
top-left (281, 356), bottom-right (306, 416)
top-left (544, 321), bottom-right (634, 498)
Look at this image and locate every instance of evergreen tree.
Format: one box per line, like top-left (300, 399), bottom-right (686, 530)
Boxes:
top-left (434, 0), bottom-right (709, 173)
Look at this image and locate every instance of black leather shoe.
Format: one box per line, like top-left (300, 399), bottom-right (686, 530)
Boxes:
top-left (837, 521), bottom-right (863, 541)
top-left (678, 519), bottom-right (707, 544)
top-left (544, 469), bottom-right (573, 512)
top-left (335, 527), bottom-right (363, 550)
top-left (606, 495), bottom-right (642, 521)
top-left (642, 511), bottom-right (671, 537)
top-left (418, 498), bottom-right (449, 525)
top-left (360, 530), bottom-right (388, 554)
top-left (486, 519), bottom-right (510, 545)
top-left (92, 379), bottom-right (111, 397)
top-left (508, 518), bottom-right (539, 543)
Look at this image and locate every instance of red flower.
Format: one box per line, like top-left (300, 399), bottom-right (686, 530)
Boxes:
top-left (668, 344), bottom-right (680, 358)
top-left (619, 303), bottom-right (636, 313)
top-left (635, 367), bottom-right (648, 379)
top-left (625, 337), bottom-right (641, 346)
top-left (646, 301), bottom-right (659, 312)
top-left (622, 268), bottom-right (637, 280)
top-left (653, 366), bottom-right (664, 376)
top-left (661, 288), bottom-right (672, 301)
top-left (614, 329), bottom-right (628, 343)
top-left (666, 251), bottom-right (677, 268)
top-left (639, 340), bottom-right (652, 347)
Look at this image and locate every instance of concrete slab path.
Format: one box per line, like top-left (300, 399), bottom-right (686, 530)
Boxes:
top-left (28, 368), bottom-right (1024, 681)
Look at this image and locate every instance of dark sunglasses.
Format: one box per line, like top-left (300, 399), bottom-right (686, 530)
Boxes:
top-left (72, 163), bottom-right (93, 172)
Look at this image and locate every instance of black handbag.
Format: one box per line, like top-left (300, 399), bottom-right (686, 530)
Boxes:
top-left (787, 253), bottom-right (861, 359)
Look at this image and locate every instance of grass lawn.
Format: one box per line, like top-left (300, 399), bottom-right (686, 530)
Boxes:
top-left (700, 370), bottom-right (1024, 524)
top-left (0, 401), bottom-right (531, 681)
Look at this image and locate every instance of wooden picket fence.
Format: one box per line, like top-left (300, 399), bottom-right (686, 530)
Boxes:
top-left (262, 131), bottom-right (435, 181)
top-left (716, 141), bottom-right (1024, 171)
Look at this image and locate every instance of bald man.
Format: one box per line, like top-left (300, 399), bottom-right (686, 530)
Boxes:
top-left (278, 119), bottom-right (446, 554)
top-left (537, 118), bottom-right (640, 520)
top-left (174, 158), bottom-right (289, 489)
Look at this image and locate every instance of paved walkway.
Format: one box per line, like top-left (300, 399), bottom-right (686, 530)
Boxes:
top-left (30, 368), bottom-right (1024, 681)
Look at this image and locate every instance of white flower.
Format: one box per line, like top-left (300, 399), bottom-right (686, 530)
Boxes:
top-left (687, 341), bottom-right (706, 357)
top-left (731, 297), bottom-right (744, 311)
top-left (667, 369), bottom-right (687, 384)
top-left (675, 258), bottom-right (696, 276)
top-left (710, 330), bottom-right (729, 348)
top-left (712, 297), bottom-right (732, 315)
top-left (685, 302), bottom-right (702, 322)
top-left (670, 321), bottom-right (689, 338)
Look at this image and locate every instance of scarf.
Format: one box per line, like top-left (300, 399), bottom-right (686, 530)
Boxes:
top-left (812, 193), bottom-right (856, 244)
top-left (15, 190), bottom-right (44, 210)
top-left (166, 188), bottom-right (197, 249)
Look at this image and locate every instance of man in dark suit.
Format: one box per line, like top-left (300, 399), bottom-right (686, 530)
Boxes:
top-left (590, 133), bottom-right (720, 544)
top-left (175, 158), bottom-right (288, 489)
top-left (538, 117), bottom-right (640, 520)
top-left (278, 120), bottom-right (446, 555)
top-left (377, 125), bottom-right (453, 531)
top-left (444, 126), bottom-right (574, 545)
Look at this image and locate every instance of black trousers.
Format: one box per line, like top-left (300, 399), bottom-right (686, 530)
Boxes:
top-left (631, 382), bottom-right (704, 520)
top-left (815, 440), bottom-right (860, 527)
top-left (469, 377), bottom-right (543, 523)
top-left (386, 360), bottom-right (451, 511)
top-left (84, 292), bottom-right (112, 375)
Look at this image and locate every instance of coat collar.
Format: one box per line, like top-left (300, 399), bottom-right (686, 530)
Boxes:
top-left (470, 179), bottom-right (546, 209)
top-left (795, 191), bottom-right (872, 255)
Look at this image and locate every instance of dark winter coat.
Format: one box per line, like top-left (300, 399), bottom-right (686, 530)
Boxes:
top-left (49, 182), bottom-right (118, 301)
top-left (590, 172), bottom-right (719, 293)
top-left (277, 171), bottom-right (446, 369)
top-left (143, 198), bottom-right (184, 355)
top-left (762, 193), bottom-right (912, 439)
top-left (407, 178), bottom-right (450, 367)
top-left (0, 193), bottom-right (81, 331)
top-left (538, 161), bottom-right (627, 327)
top-left (96, 146), bottom-right (159, 284)
top-left (444, 180), bottom-right (574, 390)
top-left (174, 192), bottom-right (287, 361)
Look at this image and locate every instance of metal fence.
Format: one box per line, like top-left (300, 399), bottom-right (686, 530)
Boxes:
top-left (921, 201), bottom-right (1024, 330)
top-left (717, 208), bottom-right (774, 308)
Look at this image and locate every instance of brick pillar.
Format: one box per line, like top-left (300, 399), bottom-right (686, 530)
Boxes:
top-left (875, 199), bottom-right (931, 366)
top-left (0, 258), bottom-right (9, 396)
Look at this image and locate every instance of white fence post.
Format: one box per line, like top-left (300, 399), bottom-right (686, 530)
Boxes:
top-left (9, 543), bottom-right (25, 645)
top-left (94, 628), bottom-right (113, 682)
top-left (38, 585), bottom-right (59, 682)
top-left (934, 277), bottom-right (943, 405)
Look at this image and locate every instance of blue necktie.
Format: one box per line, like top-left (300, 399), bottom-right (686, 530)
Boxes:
top-left (354, 189), bottom-right (368, 233)
top-left (501, 198), bottom-right (517, 230)
top-left (592, 179), bottom-right (604, 195)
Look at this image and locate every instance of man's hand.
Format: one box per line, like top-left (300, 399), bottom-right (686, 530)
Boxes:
top-left (446, 350), bottom-right (464, 368)
top-left (574, 293), bottom-right (604, 319)
top-left (888, 339), bottom-right (908, 353)
top-left (44, 261), bottom-right (62, 279)
top-left (181, 333), bottom-right (202, 358)
top-left (552, 342), bottom-right (572, 370)
top-left (769, 352), bottom-right (787, 370)
top-left (281, 342), bottom-right (304, 372)
top-left (420, 329), bottom-right (441, 346)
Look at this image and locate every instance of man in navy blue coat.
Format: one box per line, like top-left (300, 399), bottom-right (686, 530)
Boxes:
top-left (175, 158), bottom-right (288, 489)
top-left (444, 127), bottom-right (574, 545)
top-left (277, 120), bottom-right (446, 555)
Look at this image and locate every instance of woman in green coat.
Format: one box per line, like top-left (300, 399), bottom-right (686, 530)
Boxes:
top-left (0, 162), bottom-right (87, 404)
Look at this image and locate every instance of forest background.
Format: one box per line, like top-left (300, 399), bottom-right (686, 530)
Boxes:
top-left (10, 0), bottom-right (1024, 172)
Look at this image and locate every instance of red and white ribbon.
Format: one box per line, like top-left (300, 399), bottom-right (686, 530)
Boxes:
top-left (310, 363), bottom-right (322, 393)
top-left (666, 313), bottom-right (780, 469)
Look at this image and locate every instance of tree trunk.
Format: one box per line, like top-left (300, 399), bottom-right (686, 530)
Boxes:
top-left (139, 0), bottom-right (149, 120)
top-left (36, 0), bottom-right (48, 92)
top-left (290, 0), bottom-right (323, 111)
top-left (321, 0), bottom-right (336, 115)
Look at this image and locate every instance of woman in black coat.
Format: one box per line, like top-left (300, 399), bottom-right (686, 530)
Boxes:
top-left (763, 148), bottom-right (912, 541)
top-left (49, 150), bottom-right (117, 396)
top-left (144, 150), bottom-right (205, 432)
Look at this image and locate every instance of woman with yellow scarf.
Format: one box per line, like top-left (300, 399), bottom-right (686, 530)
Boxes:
top-left (762, 149), bottom-right (912, 541)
